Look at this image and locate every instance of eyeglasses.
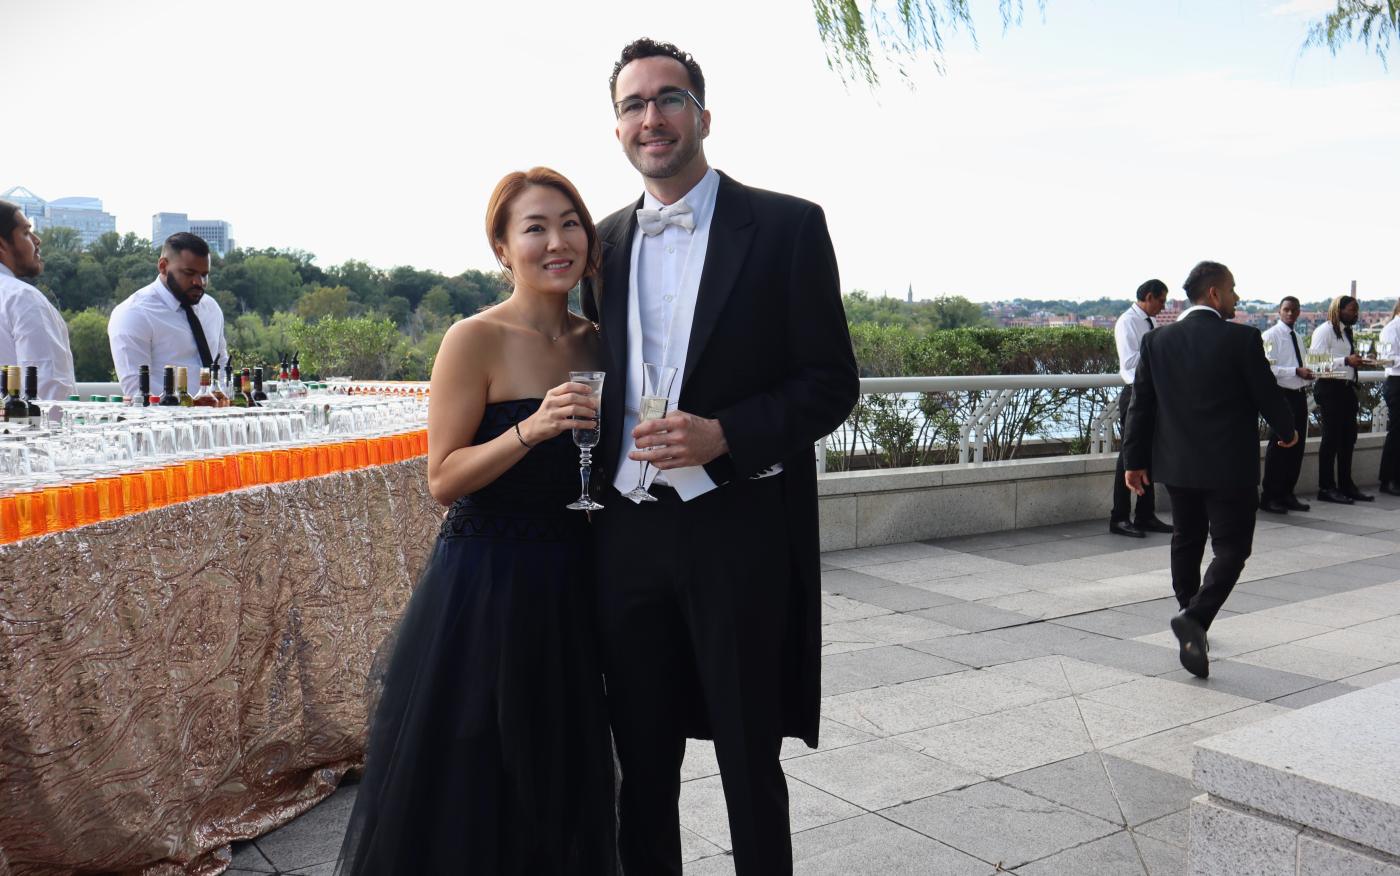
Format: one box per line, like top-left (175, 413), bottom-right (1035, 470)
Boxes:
top-left (613, 89), bottom-right (704, 121)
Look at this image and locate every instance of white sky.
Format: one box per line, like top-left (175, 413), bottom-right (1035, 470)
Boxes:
top-left (5, 0), bottom-right (1396, 302)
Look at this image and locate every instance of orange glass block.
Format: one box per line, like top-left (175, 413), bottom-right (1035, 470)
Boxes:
top-left (354, 439), bottom-right (370, 469)
top-left (271, 450), bottom-right (291, 482)
top-left (143, 469), bottom-right (166, 509)
top-left (207, 457), bottom-right (227, 494)
top-left (185, 459), bottom-right (209, 497)
top-left (73, 481), bottom-right (99, 526)
top-left (288, 448), bottom-right (306, 480)
top-left (237, 453), bottom-right (259, 487)
top-left (315, 445), bottom-right (330, 475)
top-left (327, 443), bottom-right (344, 472)
top-left (42, 486), bottom-right (77, 532)
top-left (224, 455), bottom-right (243, 491)
top-left (417, 430), bottom-right (428, 455)
top-left (366, 438), bottom-right (381, 466)
top-left (14, 490), bottom-right (47, 537)
top-left (96, 476), bottom-right (125, 520)
top-left (256, 452), bottom-right (275, 484)
top-left (0, 495), bottom-right (18, 543)
top-left (159, 466), bottom-right (185, 503)
top-left (120, 472), bottom-right (149, 515)
top-left (397, 435), bottom-right (411, 461)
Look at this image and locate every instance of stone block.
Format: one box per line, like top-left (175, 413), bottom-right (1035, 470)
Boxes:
top-left (1187, 795), bottom-right (1298, 876)
top-left (1297, 832), bottom-right (1400, 875)
top-left (818, 494), bottom-right (857, 552)
top-left (1014, 473), bottom-right (1113, 529)
top-left (790, 813), bottom-right (996, 875)
top-left (1013, 830), bottom-right (1148, 875)
top-left (1193, 680), bottom-right (1400, 858)
top-left (782, 739), bottom-right (980, 810)
top-left (855, 483), bottom-right (1016, 546)
top-left (820, 644), bottom-right (965, 697)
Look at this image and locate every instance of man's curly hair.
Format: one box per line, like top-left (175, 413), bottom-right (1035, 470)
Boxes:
top-left (609, 38), bottom-right (706, 106)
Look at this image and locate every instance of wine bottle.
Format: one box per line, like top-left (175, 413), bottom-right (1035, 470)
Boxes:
top-left (177, 366), bottom-right (195, 406)
top-left (252, 367), bottom-right (268, 405)
top-left (23, 365), bottom-right (41, 426)
top-left (158, 366), bottom-right (180, 406)
top-left (241, 368), bottom-right (256, 407)
top-left (192, 368), bottom-right (218, 406)
top-left (287, 353), bottom-right (306, 398)
top-left (4, 366), bottom-right (28, 427)
top-left (136, 364), bottom-right (152, 407)
top-left (211, 357), bottom-right (230, 407)
top-left (231, 373), bottom-right (251, 408)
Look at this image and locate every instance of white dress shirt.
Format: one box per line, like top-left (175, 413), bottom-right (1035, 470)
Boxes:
top-left (1309, 322), bottom-right (1357, 382)
top-left (1380, 318), bottom-right (1400, 378)
top-left (1114, 302), bottom-right (1155, 385)
top-left (1261, 320), bottom-right (1310, 390)
top-left (108, 277), bottom-right (228, 401)
top-left (0, 264), bottom-right (76, 400)
top-left (613, 168), bottom-right (721, 502)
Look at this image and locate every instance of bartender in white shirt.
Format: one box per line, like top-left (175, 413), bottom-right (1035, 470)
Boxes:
top-left (108, 232), bottom-right (228, 402)
top-left (1109, 279), bottom-right (1173, 538)
top-left (0, 200), bottom-right (76, 401)
top-left (1375, 301), bottom-right (1400, 496)
top-left (1309, 294), bottom-right (1370, 504)
top-left (1258, 296), bottom-right (1315, 513)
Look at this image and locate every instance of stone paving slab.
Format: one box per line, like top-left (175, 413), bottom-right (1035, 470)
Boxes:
top-left (243, 502), bottom-right (1400, 874)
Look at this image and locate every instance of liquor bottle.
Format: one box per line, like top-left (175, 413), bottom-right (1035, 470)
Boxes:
top-left (274, 355), bottom-right (290, 401)
top-left (252, 367), bottom-right (268, 405)
top-left (133, 365), bottom-right (152, 407)
top-left (23, 366), bottom-right (42, 426)
top-left (158, 366), bottom-right (180, 406)
top-left (192, 368), bottom-right (219, 406)
top-left (177, 366), bottom-right (195, 406)
top-left (241, 368), bottom-right (256, 407)
top-left (287, 353), bottom-right (307, 399)
top-left (211, 358), bottom-right (230, 407)
top-left (4, 366), bottom-right (28, 428)
top-left (231, 373), bottom-right (251, 407)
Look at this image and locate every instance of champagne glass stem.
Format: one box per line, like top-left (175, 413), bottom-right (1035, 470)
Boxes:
top-left (578, 448), bottom-right (593, 505)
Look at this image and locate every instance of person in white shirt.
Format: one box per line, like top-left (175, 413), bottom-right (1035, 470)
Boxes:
top-left (1259, 296), bottom-right (1316, 513)
top-left (108, 232), bottom-right (228, 402)
top-left (1110, 279), bottom-right (1173, 537)
top-left (0, 200), bottom-right (76, 401)
top-left (1309, 294), bottom-right (1370, 504)
top-left (1376, 301), bottom-right (1400, 495)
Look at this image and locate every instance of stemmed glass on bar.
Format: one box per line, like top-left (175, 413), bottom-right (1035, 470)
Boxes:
top-left (622, 362), bottom-right (678, 502)
top-left (565, 371), bottom-right (606, 511)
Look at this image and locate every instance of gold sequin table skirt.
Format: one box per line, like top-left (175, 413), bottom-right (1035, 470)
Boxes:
top-left (0, 459), bottom-right (440, 875)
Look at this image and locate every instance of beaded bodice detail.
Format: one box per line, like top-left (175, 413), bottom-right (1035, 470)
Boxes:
top-left (441, 399), bottom-right (587, 542)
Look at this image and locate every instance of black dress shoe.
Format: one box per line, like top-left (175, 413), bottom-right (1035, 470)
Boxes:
top-left (1109, 520), bottom-right (1146, 538)
top-left (1283, 496), bottom-right (1311, 511)
top-left (1171, 612), bottom-right (1210, 679)
top-left (1134, 516), bottom-right (1174, 533)
top-left (1380, 482), bottom-right (1400, 496)
top-left (1317, 488), bottom-right (1355, 505)
top-left (1343, 487), bottom-right (1375, 502)
top-left (1258, 498), bottom-right (1290, 515)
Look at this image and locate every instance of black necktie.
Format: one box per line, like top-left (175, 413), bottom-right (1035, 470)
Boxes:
top-left (1145, 316), bottom-right (1154, 330)
top-left (1289, 330), bottom-right (1302, 370)
top-left (180, 300), bottom-right (214, 369)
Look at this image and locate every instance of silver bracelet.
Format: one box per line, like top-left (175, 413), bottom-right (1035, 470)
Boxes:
top-left (514, 421), bottom-right (534, 450)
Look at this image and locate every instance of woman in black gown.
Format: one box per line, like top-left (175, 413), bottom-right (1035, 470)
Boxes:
top-left (337, 168), bottom-right (615, 874)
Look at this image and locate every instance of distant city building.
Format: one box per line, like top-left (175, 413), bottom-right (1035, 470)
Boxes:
top-left (907, 284), bottom-right (913, 304)
top-left (1, 185), bottom-right (117, 247)
top-left (152, 212), bottom-right (234, 256)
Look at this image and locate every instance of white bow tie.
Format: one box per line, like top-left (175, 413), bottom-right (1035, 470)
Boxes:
top-left (636, 200), bottom-right (695, 236)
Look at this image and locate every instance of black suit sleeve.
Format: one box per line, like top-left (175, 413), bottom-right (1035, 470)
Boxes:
top-left (1121, 330), bottom-right (1156, 472)
top-left (709, 204), bottom-right (859, 480)
top-left (1241, 328), bottom-right (1297, 442)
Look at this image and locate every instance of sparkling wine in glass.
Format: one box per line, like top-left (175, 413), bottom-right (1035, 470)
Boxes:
top-left (566, 371), bottom-right (606, 511)
top-left (622, 363), bottom-right (678, 503)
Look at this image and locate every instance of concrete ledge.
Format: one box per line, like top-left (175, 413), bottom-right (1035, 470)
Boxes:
top-left (1187, 680), bottom-right (1400, 874)
top-left (818, 434), bottom-right (1385, 549)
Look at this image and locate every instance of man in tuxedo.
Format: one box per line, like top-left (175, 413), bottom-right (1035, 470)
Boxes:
top-left (1109, 279), bottom-right (1173, 537)
top-left (582, 37), bottom-right (858, 876)
top-left (1122, 261), bottom-right (1297, 679)
top-left (1259, 296), bottom-right (1315, 513)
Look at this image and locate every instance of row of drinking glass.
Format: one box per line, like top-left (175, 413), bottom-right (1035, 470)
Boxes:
top-left (0, 429), bottom-right (429, 544)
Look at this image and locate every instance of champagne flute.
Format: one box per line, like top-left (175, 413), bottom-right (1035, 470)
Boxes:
top-left (622, 363), bottom-right (678, 503)
top-left (565, 371), bottom-right (606, 511)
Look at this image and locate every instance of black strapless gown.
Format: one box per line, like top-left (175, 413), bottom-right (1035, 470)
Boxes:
top-left (337, 399), bottom-right (616, 875)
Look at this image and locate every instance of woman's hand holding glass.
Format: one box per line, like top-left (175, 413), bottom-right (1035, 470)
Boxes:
top-left (519, 380), bottom-right (600, 447)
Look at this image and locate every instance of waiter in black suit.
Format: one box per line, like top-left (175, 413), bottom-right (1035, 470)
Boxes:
top-left (1122, 261), bottom-right (1297, 679)
top-left (582, 38), bottom-right (858, 876)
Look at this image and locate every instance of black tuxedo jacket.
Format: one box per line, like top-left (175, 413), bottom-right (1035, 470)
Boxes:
top-left (1122, 309), bottom-right (1296, 490)
top-left (582, 171), bottom-right (858, 745)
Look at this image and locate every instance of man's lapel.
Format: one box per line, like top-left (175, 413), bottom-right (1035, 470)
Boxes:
top-left (599, 200), bottom-right (641, 377)
top-left (683, 171), bottom-right (755, 389)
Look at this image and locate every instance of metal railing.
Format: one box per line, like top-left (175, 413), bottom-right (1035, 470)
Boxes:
top-left (819, 372), bottom-right (1389, 474)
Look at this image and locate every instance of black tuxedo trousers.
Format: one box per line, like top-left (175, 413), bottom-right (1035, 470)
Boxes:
top-left (1261, 389), bottom-right (1309, 502)
top-left (1314, 380), bottom-right (1359, 491)
top-left (1165, 484), bottom-right (1257, 629)
top-left (595, 477), bottom-right (794, 876)
top-left (1112, 386), bottom-right (1157, 523)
